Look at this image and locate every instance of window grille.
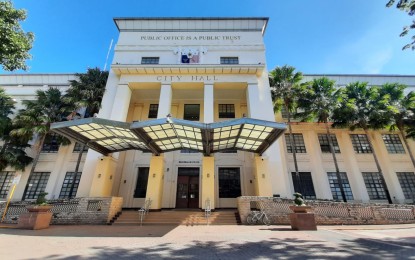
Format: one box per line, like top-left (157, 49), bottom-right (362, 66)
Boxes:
top-left (362, 172), bottom-right (387, 200)
top-left (318, 134), bottom-right (340, 153)
top-left (59, 172), bottom-right (82, 199)
top-left (285, 134), bottom-right (307, 153)
top-left (220, 57), bottom-right (239, 64)
top-left (23, 172), bottom-right (50, 200)
top-left (327, 172), bottom-right (354, 200)
top-left (73, 142), bottom-right (88, 153)
top-left (183, 104), bottom-right (200, 121)
top-left (350, 134), bottom-right (372, 154)
top-left (148, 104), bottom-right (159, 119)
top-left (382, 134), bottom-right (405, 154)
top-left (41, 134), bottom-right (60, 153)
top-left (219, 168), bottom-right (241, 198)
top-left (291, 172), bottom-right (316, 199)
top-left (0, 171), bottom-right (14, 199)
top-left (218, 104), bottom-right (235, 118)
top-left (141, 57), bottom-right (159, 64)
top-left (134, 167), bottom-right (149, 198)
top-left (396, 172), bottom-right (415, 199)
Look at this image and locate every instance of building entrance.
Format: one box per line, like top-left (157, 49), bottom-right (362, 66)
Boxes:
top-left (176, 167), bottom-right (200, 208)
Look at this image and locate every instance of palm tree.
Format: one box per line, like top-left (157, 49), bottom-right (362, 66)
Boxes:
top-left (269, 65), bottom-right (304, 195)
top-left (63, 67), bottom-right (108, 190)
top-left (0, 88), bottom-right (32, 171)
top-left (332, 82), bottom-right (393, 204)
top-left (11, 87), bottom-right (72, 192)
top-left (296, 77), bottom-right (348, 202)
top-left (381, 83), bottom-right (415, 169)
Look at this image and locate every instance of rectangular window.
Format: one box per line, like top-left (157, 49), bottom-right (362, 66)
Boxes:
top-left (220, 57), bottom-right (239, 64)
top-left (23, 172), bottom-right (50, 200)
top-left (148, 104), bottom-right (159, 119)
top-left (350, 134), bottom-right (372, 154)
top-left (141, 57), bottom-right (159, 64)
top-left (0, 171), bottom-right (14, 199)
top-left (183, 104), bottom-right (200, 121)
top-left (362, 172), bottom-right (387, 200)
top-left (285, 134), bottom-right (307, 153)
top-left (219, 168), bottom-right (241, 198)
top-left (327, 172), bottom-right (354, 200)
top-left (59, 172), bottom-right (82, 199)
top-left (397, 172), bottom-right (415, 199)
top-left (134, 167), bottom-right (149, 198)
top-left (180, 149), bottom-right (199, 154)
top-left (218, 104), bottom-right (235, 118)
top-left (73, 142), bottom-right (88, 153)
top-left (280, 107), bottom-right (289, 119)
top-left (382, 134), bottom-right (405, 154)
top-left (41, 134), bottom-right (60, 153)
top-left (318, 134), bottom-right (340, 153)
top-left (291, 172), bottom-right (316, 199)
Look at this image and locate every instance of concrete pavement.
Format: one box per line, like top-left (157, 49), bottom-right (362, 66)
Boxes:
top-left (0, 224), bottom-right (414, 259)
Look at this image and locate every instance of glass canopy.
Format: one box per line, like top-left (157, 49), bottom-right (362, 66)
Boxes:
top-left (51, 117), bottom-right (286, 156)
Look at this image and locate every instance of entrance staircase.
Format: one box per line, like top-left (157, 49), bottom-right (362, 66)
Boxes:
top-left (112, 209), bottom-right (241, 226)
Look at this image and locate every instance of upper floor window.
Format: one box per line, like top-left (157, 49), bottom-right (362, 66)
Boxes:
top-left (41, 134), bottom-right (60, 153)
top-left (318, 134), bottom-right (340, 153)
top-left (382, 134), bottom-right (405, 154)
top-left (73, 142), bottom-right (88, 153)
top-left (148, 104), bottom-right (159, 119)
top-left (350, 134), bottom-right (372, 154)
top-left (218, 104), bottom-right (235, 118)
top-left (141, 57), bottom-right (159, 64)
top-left (184, 104), bottom-right (200, 121)
top-left (220, 57), bottom-right (239, 64)
top-left (285, 133), bottom-right (306, 153)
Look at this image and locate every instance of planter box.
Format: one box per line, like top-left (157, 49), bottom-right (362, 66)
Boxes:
top-left (289, 206), bottom-right (317, 231)
top-left (18, 205), bottom-right (52, 230)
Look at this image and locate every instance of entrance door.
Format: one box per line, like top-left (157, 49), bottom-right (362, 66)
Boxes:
top-left (176, 167), bottom-right (199, 208)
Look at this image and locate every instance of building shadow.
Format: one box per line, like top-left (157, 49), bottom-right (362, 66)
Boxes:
top-left (35, 236), bottom-right (415, 259)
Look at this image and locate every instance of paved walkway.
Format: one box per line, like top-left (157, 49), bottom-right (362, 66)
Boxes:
top-left (0, 224), bottom-right (414, 259)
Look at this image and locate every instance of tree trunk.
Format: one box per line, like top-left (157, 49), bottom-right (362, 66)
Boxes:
top-left (364, 129), bottom-right (393, 204)
top-left (24, 134), bottom-right (47, 200)
top-left (286, 104), bottom-right (302, 196)
top-left (325, 122), bottom-right (347, 202)
top-left (400, 128), bottom-right (415, 170)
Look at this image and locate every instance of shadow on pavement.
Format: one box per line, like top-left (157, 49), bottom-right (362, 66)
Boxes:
top-left (0, 224), bottom-right (178, 237)
top-left (35, 237), bottom-right (415, 260)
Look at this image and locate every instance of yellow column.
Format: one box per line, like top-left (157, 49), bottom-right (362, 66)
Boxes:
top-left (89, 156), bottom-right (118, 197)
top-left (253, 155), bottom-right (273, 196)
top-left (145, 155), bottom-right (165, 210)
top-left (202, 156), bottom-right (215, 210)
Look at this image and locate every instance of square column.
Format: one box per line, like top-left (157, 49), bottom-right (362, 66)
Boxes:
top-left (204, 83), bottom-right (214, 123)
top-left (89, 156), bottom-right (118, 196)
top-left (145, 155), bottom-right (165, 210)
top-left (77, 84), bottom-right (132, 197)
top-left (157, 84), bottom-right (172, 118)
top-left (247, 76), bottom-right (291, 198)
top-left (202, 156), bottom-right (215, 210)
top-left (253, 155), bottom-right (273, 196)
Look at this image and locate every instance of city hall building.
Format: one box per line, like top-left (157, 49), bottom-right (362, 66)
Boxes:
top-left (1, 18), bottom-right (415, 210)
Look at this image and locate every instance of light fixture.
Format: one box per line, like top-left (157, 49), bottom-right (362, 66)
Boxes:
top-left (153, 173), bottom-right (156, 178)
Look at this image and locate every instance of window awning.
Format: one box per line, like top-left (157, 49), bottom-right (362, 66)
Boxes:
top-left (51, 117), bottom-right (286, 156)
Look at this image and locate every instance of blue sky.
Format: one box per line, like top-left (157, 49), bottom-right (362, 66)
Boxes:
top-left (3, 0), bottom-right (415, 75)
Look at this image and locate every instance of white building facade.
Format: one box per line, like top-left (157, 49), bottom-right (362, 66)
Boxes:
top-left (0, 18), bottom-right (414, 208)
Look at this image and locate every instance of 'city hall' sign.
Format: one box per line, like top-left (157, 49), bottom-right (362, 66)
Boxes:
top-left (156, 75), bottom-right (219, 82)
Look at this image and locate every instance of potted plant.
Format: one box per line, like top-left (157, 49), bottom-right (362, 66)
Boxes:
top-left (18, 192), bottom-right (53, 230)
top-left (289, 193), bottom-right (317, 230)
top-left (289, 193), bottom-right (313, 213)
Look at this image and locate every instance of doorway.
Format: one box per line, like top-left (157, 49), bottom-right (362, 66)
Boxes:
top-left (176, 167), bottom-right (200, 208)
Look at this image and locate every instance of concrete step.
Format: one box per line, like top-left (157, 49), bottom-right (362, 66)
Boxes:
top-left (112, 210), bottom-right (241, 226)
